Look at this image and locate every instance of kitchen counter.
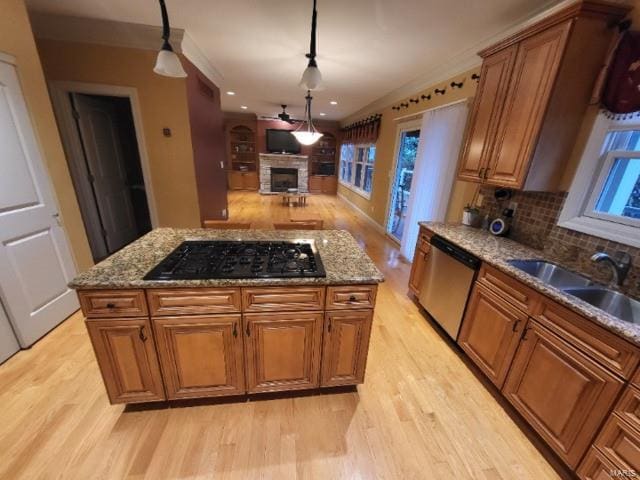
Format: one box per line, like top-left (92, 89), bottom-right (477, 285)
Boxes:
top-left (420, 222), bottom-right (640, 347)
top-left (70, 228), bottom-right (383, 289)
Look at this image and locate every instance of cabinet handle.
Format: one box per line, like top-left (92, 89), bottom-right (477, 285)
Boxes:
top-left (245, 323), bottom-right (250, 337)
top-left (478, 167), bottom-right (485, 178)
top-left (106, 302), bottom-right (116, 309)
top-left (484, 168), bottom-right (490, 179)
top-left (233, 322), bottom-right (238, 338)
top-left (512, 319), bottom-right (521, 332)
top-left (327, 320), bottom-right (332, 332)
top-left (139, 326), bottom-right (147, 342)
top-left (521, 325), bottom-right (532, 341)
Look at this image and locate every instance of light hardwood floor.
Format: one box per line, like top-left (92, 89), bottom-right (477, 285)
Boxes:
top-left (0, 192), bottom-right (562, 479)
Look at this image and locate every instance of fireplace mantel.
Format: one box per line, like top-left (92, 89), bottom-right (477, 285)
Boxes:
top-left (259, 154), bottom-right (309, 194)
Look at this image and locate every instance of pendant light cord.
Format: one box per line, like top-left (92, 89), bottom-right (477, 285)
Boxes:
top-left (159, 0), bottom-right (173, 51)
top-left (306, 0), bottom-right (318, 67)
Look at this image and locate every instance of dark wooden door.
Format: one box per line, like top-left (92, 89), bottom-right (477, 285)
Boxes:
top-left (153, 314), bottom-right (245, 399)
top-left (86, 318), bottom-right (165, 404)
top-left (503, 319), bottom-right (624, 468)
top-left (457, 284), bottom-right (526, 388)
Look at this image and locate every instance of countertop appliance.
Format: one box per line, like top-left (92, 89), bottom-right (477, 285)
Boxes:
top-left (144, 240), bottom-right (326, 280)
top-left (418, 235), bottom-right (480, 339)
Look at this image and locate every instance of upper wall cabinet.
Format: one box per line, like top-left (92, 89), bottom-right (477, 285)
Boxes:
top-left (457, 1), bottom-right (629, 191)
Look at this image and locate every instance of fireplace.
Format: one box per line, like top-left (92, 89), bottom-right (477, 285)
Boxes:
top-left (270, 168), bottom-right (298, 192)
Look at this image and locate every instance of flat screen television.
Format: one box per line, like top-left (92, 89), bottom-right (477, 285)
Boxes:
top-left (266, 129), bottom-right (301, 154)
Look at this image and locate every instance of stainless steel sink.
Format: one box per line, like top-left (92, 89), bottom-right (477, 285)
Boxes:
top-left (507, 260), bottom-right (592, 289)
top-left (562, 287), bottom-right (640, 325)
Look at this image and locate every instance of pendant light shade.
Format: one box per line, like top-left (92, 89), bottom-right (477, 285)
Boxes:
top-left (292, 91), bottom-right (323, 146)
top-left (299, 0), bottom-right (323, 90)
top-left (154, 0), bottom-right (187, 78)
top-left (154, 48), bottom-right (187, 78)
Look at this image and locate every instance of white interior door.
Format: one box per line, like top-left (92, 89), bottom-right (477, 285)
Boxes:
top-left (0, 300), bottom-right (19, 363)
top-left (72, 94), bottom-right (138, 253)
top-left (0, 59), bottom-right (79, 347)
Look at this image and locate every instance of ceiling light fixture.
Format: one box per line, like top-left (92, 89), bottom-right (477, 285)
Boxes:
top-left (319, 112), bottom-right (326, 116)
top-left (299, 0), bottom-right (323, 91)
top-left (240, 105), bottom-right (248, 110)
top-left (330, 101), bottom-right (337, 105)
top-left (226, 91), bottom-right (236, 96)
top-left (153, 0), bottom-right (187, 78)
top-left (292, 91), bottom-right (323, 145)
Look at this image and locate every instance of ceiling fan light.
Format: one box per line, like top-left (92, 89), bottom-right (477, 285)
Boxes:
top-left (299, 65), bottom-right (323, 91)
top-left (291, 130), bottom-right (323, 145)
top-left (154, 47), bottom-right (187, 78)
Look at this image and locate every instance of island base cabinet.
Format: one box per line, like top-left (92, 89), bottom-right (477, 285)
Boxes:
top-left (457, 284), bottom-right (527, 389)
top-left (86, 318), bottom-right (166, 404)
top-left (321, 310), bottom-right (373, 387)
top-left (244, 312), bottom-right (323, 393)
top-left (502, 320), bottom-right (624, 468)
top-left (153, 315), bottom-right (245, 400)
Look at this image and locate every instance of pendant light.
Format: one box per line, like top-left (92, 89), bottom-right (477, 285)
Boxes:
top-left (292, 91), bottom-right (323, 145)
top-left (153, 0), bottom-right (187, 78)
top-left (299, 0), bottom-right (323, 90)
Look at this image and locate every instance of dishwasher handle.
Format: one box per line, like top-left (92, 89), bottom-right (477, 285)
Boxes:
top-left (430, 235), bottom-right (480, 270)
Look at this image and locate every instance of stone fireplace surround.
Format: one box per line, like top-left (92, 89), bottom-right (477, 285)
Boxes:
top-left (259, 154), bottom-right (309, 194)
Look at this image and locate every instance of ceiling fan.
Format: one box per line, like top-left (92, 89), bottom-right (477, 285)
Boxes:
top-left (278, 105), bottom-right (294, 124)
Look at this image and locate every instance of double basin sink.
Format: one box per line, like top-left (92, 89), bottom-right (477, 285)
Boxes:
top-left (507, 260), bottom-right (640, 325)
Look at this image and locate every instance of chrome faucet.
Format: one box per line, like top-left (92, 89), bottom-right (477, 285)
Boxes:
top-left (590, 251), bottom-right (632, 287)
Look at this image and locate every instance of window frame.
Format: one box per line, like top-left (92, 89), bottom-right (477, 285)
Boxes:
top-left (558, 113), bottom-right (640, 247)
top-left (339, 142), bottom-right (376, 199)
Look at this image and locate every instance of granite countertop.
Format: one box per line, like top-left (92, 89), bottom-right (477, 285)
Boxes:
top-left (69, 228), bottom-right (384, 290)
top-left (420, 222), bottom-right (640, 347)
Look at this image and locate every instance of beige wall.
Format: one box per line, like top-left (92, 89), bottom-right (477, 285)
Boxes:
top-left (0, 0), bottom-right (93, 271)
top-left (338, 68), bottom-right (481, 227)
top-left (36, 39), bottom-right (201, 229)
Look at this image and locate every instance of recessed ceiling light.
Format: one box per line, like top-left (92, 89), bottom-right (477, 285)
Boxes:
top-left (240, 105), bottom-right (248, 110)
top-left (330, 101), bottom-right (338, 105)
top-left (226, 91), bottom-right (236, 96)
top-left (319, 112), bottom-right (326, 116)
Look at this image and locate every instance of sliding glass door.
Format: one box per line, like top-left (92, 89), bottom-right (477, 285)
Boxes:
top-left (387, 126), bottom-right (421, 242)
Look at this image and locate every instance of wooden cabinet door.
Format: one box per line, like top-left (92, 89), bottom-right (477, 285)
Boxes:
top-left (244, 311), bottom-right (323, 393)
top-left (457, 284), bottom-right (526, 388)
top-left (86, 318), bottom-right (165, 404)
top-left (577, 447), bottom-right (619, 480)
top-left (321, 310), bottom-right (373, 387)
top-left (408, 247), bottom-right (429, 295)
top-left (457, 45), bottom-right (517, 182)
top-left (503, 320), bottom-right (624, 468)
top-left (487, 21), bottom-right (571, 188)
top-left (153, 315), bottom-right (245, 399)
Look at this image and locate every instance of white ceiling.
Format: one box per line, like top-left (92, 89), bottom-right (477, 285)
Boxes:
top-left (26, 0), bottom-right (566, 121)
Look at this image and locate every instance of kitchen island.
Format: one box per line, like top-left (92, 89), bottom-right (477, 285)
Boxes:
top-left (70, 228), bottom-right (384, 404)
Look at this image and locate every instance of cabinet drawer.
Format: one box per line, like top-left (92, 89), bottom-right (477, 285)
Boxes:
top-left (616, 385), bottom-right (640, 432)
top-left (417, 228), bottom-right (433, 253)
top-left (79, 289), bottom-right (148, 318)
top-left (242, 287), bottom-right (325, 312)
top-left (537, 299), bottom-right (640, 380)
top-left (147, 288), bottom-right (241, 316)
top-left (577, 446), bottom-right (618, 480)
top-left (477, 264), bottom-right (540, 315)
top-left (326, 285), bottom-right (377, 310)
top-left (595, 414), bottom-right (640, 473)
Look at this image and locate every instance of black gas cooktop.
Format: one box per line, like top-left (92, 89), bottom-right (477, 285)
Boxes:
top-left (143, 240), bottom-right (326, 280)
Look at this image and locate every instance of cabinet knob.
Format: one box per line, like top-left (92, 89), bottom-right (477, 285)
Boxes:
top-left (512, 319), bottom-right (521, 332)
top-left (106, 303), bottom-right (116, 309)
top-left (349, 295), bottom-right (357, 302)
top-left (139, 326), bottom-right (147, 342)
top-left (245, 323), bottom-right (250, 337)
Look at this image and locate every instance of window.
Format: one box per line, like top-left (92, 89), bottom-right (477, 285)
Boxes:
top-left (558, 113), bottom-right (640, 247)
top-left (339, 143), bottom-right (376, 198)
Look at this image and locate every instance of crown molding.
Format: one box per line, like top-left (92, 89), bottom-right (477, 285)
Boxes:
top-left (29, 13), bottom-right (184, 52)
top-left (180, 32), bottom-right (224, 86)
top-left (340, 0), bottom-right (587, 125)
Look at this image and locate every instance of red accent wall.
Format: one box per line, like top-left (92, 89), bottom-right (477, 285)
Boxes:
top-left (183, 58), bottom-right (228, 221)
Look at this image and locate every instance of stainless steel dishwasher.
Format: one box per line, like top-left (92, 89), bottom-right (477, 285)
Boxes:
top-left (418, 235), bottom-right (480, 340)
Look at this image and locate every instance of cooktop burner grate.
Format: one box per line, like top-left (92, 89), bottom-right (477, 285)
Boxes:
top-left (143, 240), bottom-right (326, 280)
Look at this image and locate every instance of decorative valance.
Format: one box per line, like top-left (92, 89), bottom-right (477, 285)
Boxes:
top-left (341, 114), bottom-right (382, 144)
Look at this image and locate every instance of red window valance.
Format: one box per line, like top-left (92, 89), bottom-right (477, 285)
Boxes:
top-left (341, 114), bottom-right (382, 144)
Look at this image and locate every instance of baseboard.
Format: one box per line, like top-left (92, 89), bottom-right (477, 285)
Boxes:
top-left (337, 193), bottom-right (387, 235)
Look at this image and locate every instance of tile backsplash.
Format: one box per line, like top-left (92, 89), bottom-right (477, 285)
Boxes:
top-left (477, 186), bottom-right (640, 298)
